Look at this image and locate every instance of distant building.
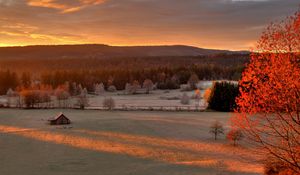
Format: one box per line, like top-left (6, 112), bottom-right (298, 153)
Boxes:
top-left (48, 113), bottom-right (71, 125)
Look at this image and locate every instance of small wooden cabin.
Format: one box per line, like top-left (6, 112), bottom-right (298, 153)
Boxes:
top-left (48, 113), bottom-right (71, 125)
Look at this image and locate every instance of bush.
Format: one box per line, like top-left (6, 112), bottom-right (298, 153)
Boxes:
top-left (226, 129), bottom-right (243, 146)
top-left (203, 88), bottom-right (212, 103)
top-left (157, 79), bottom-right (179, 90)
top-left (180, 84), bottom-right (191, 91)
top-left (107, 85), bottom-right (117, 92)
top-left (264, 157), bottom-right (296, 175)
top-left (208, 81), bottom-right (239, 112)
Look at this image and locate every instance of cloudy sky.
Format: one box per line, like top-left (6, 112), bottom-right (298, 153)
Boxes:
top-left (0, 0), bottom-right (298, 50)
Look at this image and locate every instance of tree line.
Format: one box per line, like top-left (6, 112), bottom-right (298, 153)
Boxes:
top-left (0, 65), bottom-right (242, 94)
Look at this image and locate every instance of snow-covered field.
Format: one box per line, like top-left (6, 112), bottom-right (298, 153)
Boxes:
top-left (89, 89), bottom-right (207, 109)
top-left (0, 109), bottom-right (262, 175)
top-left (0, 80), bottom-right (239, 111)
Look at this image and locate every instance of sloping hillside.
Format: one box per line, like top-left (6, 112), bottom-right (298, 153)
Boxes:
top-left (0, 44), bottom-right (247, 59)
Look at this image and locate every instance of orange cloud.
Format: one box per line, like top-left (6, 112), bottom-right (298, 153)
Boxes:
top-left (27, 0), bottom-right (107, 13)
top-left (27, 0), bottom-right (67, 11)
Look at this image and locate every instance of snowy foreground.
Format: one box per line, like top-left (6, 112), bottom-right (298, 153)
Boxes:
top-left (0, 109), bottom-right (262, 175)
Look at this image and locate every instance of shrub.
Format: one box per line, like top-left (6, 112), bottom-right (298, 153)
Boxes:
top-left (103, 97), bottom-right (115, 110)
top-left (264, 157), bottom-right (296, 175)
top-left (203, 88), bottom-right (212, 103)
top-left (191, 89), bottom-right (201, 100)
top-left (208, 81), bottom-right (239, 112)
top-left (157, 79), bottom-right (179, 90)
top-left (226, 129), bottom-right (243, 146)
top-left (180, 84), bottom-right (191, 91)
top-left (6, 88), bottom-right (15, 97)
top-left (107, 85), bottom-right (117, 92)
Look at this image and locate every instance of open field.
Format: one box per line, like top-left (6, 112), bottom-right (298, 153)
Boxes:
top-left (1, 89), bottom-right (207, 110)
top-left (0, 109), bottom-right (263, 175)
top-left (1, 81), bottom-right (230, 110)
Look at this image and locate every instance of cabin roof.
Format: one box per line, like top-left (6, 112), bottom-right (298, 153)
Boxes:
top-left (48, 112), bottom-right (69, 121)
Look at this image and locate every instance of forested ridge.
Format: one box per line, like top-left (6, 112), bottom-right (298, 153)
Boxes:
top-left (0, 49), bottom-right (248, 94)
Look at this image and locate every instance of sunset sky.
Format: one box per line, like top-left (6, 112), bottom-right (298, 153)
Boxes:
top-left (0, 0), bottom-right (298, 50)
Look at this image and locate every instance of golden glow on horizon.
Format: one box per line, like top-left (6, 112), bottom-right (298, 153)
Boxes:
top-left (0, 41), bottom-right (251, 51)
top-left (0, 0), bottom-right (297, 50)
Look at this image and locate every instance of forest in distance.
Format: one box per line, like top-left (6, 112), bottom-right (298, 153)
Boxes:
top-left (0, 52), bottom-right (248, 94)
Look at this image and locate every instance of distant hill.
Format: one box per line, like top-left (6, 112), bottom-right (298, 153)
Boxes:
top-left (0, 44), bottom-right (248, 59)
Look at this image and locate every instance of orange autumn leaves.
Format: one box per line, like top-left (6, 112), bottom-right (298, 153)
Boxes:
top-left (233, 9), bottom-right (300, 172)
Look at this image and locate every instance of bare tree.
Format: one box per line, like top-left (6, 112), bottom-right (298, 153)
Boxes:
top-left (131, 80), bottom-right (140, 94)
top-left (55, 88), bottom-right (70, 108)
top-left (94, 83), bottom-right (105, 95)
top-left (77, 88), bottom-right (89, 109)
top-left (125, 83), bottom-right (132, 94)
top-left (143, 79), bottom-right (154, 94)
top-left (209, 121), bottom-right (224, 140)
top-left (180, 93), bottom-right (190, 105)
top-left (103, 97), bottom-right (115, 110)
top-left (6, 88), bottom-right (15, 107)
top-left (188, 73), bottom-right (199, 90)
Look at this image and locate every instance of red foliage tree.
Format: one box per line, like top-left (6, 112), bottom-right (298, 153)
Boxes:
top-left (233, 10), bottom-right (300, 173)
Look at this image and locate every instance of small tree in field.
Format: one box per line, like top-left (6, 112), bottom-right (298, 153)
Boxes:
top-left (226, 129), bottom-right (243, 146)
top-left (203, 88), bottom-right (211, 103)
top-left (188, 73), bottom-right (199, 90)
top-left (180, 93), bottom-right (190, 105)
top-left (20, 90), bottom-right (39, 108)
top-left (6, 88), bottom-right (15, 107)
top-left (55, 86), bottom-right (70, 108)
top-left (209, 121), bottom-right (224, 140)
top-left (131, 80), bottom-right (141, 94)
top-left (143, 79), bottom-right (154, 94)
top-left (103, 97), bottom-right (115, 110)
top-left (77, 88), bottom-right (88, 109)
top-left (233, 10), bottom-right (300, 173)
top-left (94, 83), bottom-right (105, 95)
